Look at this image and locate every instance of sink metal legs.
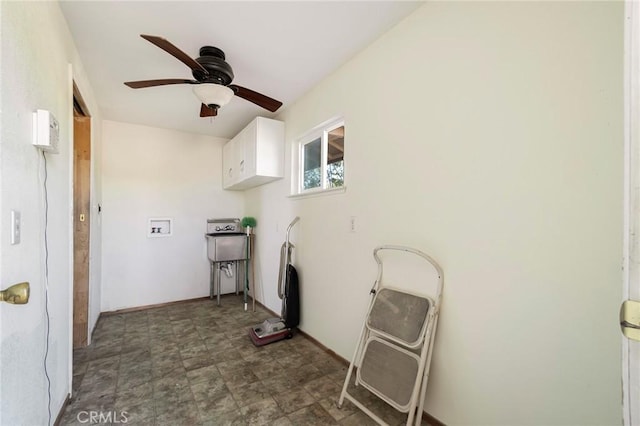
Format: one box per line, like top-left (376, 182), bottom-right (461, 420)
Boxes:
top-left (209, 261), bottom-right (245, 306)
top-left (209, 261), bottom-right (218, 304)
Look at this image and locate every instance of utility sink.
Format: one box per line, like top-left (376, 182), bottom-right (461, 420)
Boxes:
top-left (206, 233), bottom-right (248, 262)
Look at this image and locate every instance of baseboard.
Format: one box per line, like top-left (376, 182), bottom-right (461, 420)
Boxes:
top-left (295, 328), bottom-right (349, 367)
top-left (100, 296), bottom-right (212, 316)
top-left (54, 393), bottom-right (70, 426)
top-left (252, 299), bottom-right (278, 317)
top-left (422, 411), bottom-right (445, 426)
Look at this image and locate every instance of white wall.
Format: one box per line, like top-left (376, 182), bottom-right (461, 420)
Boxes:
top-left (101, 120), bottom-right (244, 311)
top-left (245, 2), bottom-right (624, 425)
top-left (0, 1), bottom-right (102, 424)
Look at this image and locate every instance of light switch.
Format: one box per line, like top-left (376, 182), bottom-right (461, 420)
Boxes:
top-left (11, 210), bottom-right (20, 245)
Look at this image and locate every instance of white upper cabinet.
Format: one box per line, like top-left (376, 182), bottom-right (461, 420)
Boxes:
top-left (222, 117), bottom-right (284, 190)
top-left (222, 139), bottom-right (235, 187)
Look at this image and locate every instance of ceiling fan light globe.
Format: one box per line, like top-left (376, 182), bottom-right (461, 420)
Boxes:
top-left (192, 84), bottom-right (234, 109)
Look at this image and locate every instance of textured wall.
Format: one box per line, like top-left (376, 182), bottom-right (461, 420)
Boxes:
top-left (0, 1), bottom-right (102, 424)
top-left (245, 2), bottom-right (624, 424)
top-left (100, 120), bottom-right (244, 311)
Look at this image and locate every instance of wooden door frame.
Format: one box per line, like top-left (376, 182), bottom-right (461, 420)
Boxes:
top-left (72, 82), bottom-right (91, 348)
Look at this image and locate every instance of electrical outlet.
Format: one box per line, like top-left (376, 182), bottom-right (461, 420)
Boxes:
top-left (11, 210), bottom-right (20, 245)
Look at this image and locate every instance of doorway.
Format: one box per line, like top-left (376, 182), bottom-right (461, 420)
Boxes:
top-left (73, 82), bottom-right (91, 348)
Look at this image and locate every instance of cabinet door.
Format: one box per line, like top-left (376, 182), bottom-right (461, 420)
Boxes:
top-left (234, 128), bottom-right (246, 181)
top-left (222, 139), bottom-right (235, 188)
top-left (254, 117), bottom-right (284, 177)
top-left (242, 119), bottom-right (258, 178)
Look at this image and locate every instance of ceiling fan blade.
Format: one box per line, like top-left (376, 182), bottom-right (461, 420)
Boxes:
top-left (200, 104), bottom-right (217, 118)
top-left (228, 85), bottom-right (283, 112)
top-left (125, 79), bottom-right (197, 89)
top-left (140, 34), bottom-right (208, 75)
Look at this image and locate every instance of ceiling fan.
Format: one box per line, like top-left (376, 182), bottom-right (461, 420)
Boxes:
top-left (124, 35), bottom-right (283, 118)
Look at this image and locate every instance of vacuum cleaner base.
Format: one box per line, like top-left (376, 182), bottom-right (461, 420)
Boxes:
top-left (249, 318), bottom-right (293, 346)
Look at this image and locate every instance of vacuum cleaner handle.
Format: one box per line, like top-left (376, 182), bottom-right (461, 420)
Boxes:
top-left (285, 216), bottom-right (300, 244)
top-left (278, 217), bottom-right (300, 299)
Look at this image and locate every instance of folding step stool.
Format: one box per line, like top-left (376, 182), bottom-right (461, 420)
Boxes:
top-left (338, 245), bottom-right (444, 426)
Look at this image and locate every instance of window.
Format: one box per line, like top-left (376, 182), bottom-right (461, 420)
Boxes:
top-left (296, 118), bottom-right (345, 195)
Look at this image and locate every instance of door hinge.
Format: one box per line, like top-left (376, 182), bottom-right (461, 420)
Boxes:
top-left (620, 299), bottom-right (640, 342)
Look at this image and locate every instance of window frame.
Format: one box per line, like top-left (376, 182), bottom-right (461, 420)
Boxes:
top-left (294, 117), bottom-right (345, 196)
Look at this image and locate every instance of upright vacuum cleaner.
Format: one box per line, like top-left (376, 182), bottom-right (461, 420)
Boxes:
top-left (249, 217), bottom-right (300, 346)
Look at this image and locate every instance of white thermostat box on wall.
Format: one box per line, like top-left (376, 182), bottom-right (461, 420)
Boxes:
top-left (32, 109), bottom-right (59, 153)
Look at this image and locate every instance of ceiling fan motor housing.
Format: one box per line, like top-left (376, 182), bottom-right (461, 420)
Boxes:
top-left (194, 46), bottom-right (234, 85)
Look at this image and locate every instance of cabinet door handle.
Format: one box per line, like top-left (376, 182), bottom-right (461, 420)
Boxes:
top-left (240, 160), bottom-right (244, 172)
top-left (228, 168), bottom-right (233, 177)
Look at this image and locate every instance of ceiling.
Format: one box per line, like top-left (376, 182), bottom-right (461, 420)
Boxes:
top-left (60, 1), bottom-right (423, 139)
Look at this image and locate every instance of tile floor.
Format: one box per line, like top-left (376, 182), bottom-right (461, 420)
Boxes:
top-left (60, 295), bottom-right (413, 425)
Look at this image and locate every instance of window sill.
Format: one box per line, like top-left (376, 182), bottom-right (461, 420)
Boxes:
top-left (288, 186), bottom-right (346, 200)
